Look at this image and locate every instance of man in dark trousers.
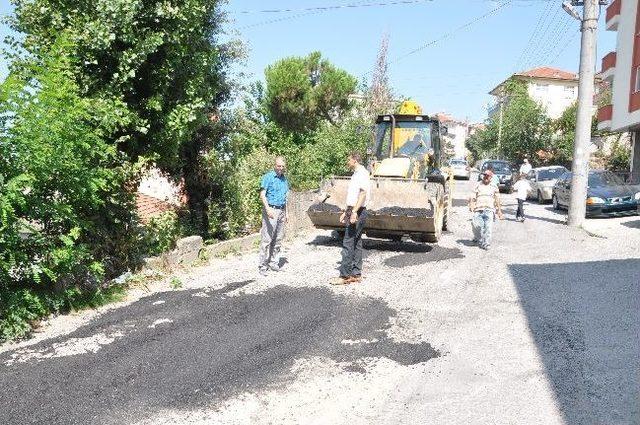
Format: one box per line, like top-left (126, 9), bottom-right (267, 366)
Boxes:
top-left (331, 152), bottom-right (371, 285)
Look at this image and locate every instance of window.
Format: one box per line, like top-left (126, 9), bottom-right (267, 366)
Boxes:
top-left (564, 86), bottom-right (576, 98)
top-left (635, 67), bottom-right (640, 93)
top-left (536, 84), bottom-right (549, 94)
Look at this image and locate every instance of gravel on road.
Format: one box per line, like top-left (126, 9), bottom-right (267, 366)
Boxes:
top-left (1, 173), bottom-right (638, 425)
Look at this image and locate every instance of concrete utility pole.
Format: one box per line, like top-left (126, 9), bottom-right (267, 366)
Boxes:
top-left (567, 0), bottom-right (600, 227)
top-left (497, 99), bottom-right (504, 159)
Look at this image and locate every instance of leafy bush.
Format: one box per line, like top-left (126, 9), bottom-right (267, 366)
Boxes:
top-left (144, 211), bottom-right (182, 256)
top-left (605, 136), bottom-right (631, 171)
top-left (0, 39), bottom-right (142, 340)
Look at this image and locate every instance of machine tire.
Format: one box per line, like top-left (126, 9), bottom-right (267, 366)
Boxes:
top-left (442, 206), bottom-right (450, 231)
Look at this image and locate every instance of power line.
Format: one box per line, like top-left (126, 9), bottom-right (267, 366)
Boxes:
top-left (513, 0), bottom-right (555, 72)
top-left (549, 28), bottom-right (580, 63)
top-left (521, 4), bottom-right (563, 69)
top-left (236, 0), bottom-right (432, 14)
top-left (237, 0), bottom-right (437, 30)
top-left (235, 0), bottom-right (548, 14)
top-left (386, 0), bottom-right (513, 67)
top-left (535, 15), bottom-right (574, 66)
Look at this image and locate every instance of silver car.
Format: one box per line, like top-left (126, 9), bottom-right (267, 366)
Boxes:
top-left (528, 166), bottom-right (569, 202)
top-left (449, 159), bottom-right (471, 180)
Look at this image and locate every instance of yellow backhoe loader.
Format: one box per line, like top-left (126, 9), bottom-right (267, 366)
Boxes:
top-left (308, 101), bottom-right (453, 243)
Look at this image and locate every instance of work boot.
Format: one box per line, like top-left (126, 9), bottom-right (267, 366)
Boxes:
top-left (330, 276), bottom-right (351, 285)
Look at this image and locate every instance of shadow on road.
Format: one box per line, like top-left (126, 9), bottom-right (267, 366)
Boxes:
top-left (383, 246), bottom-right (464, 268)
top-left (455, 239), bottom-right (477, 247)
top-left (452, 198), bottom-right (468, 208)
top-left (502, 207), bottom-right (566, 225)
top-left (0, 283), bottom-right (440, 424)
top-left (621, 220), bottom-right (640, 229)
top-left (308, 235), bottom-right (433, 253)
top-left (509, 259), bottom-right (640, 425)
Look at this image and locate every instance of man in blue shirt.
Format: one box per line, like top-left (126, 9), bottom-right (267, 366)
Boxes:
top-left (258, 156), bottom-right (289, 276)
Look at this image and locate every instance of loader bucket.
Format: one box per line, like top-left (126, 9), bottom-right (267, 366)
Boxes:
top-left (307, 177), bottom-right (445, 243)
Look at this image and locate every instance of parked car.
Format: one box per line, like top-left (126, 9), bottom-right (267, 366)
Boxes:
top-left (448, 159), bottom-right (471, 180)
top-left (528, 166), bottom-right (569, 203)
top-left (552, 170), bottom-right (640, 217)
top-left (477, 160), bottom-right (516, 192)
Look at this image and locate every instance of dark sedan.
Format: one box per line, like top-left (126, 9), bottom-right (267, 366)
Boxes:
top-left (552, 170), bottom-right (640, 217)
top-left (477, 160), bottom-right (516, 193)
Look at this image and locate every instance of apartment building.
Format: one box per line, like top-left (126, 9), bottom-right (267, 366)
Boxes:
top-left (598, 0), bottom-right (640, 176)
top-left (489, 67), bottom-right (580, 120)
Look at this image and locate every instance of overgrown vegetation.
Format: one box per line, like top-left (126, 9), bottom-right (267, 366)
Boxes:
top-left (0, 40), bottom-right (141, 339)
top-left (1, 0), bottom-right (236, 340)
top-left (0, 0), bottom-right (375, 341)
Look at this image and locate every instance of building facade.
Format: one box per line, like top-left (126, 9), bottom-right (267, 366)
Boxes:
top-left (598, 0), bottom-right (640, 177)
top-left (489, 67), bottom-right (579, 120)
top-left (434, 112), bottom-right (475, 160)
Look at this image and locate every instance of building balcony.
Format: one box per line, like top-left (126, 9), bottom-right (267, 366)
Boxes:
top-left (600, 52), bottom-right (616, 82)
top-left (606, 0), bottom-right (621, 31)
top-left (597, 104), bottom-right (613, 131)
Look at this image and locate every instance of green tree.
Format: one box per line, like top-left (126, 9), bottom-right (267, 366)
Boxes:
top-left (264, 51), bottom-right (357, 134)
top-left (467, 80), bottom-right (551, 163)
top-left (551, 102), bottom-right (599, 167)
top-left (8, 0), bottom-right (239, 236)
top-left (0, 39), bottom-right (145, 339)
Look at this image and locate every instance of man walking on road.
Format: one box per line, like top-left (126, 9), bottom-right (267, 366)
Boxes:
top-left (512, 173), bottom-right (531, 222)
top-left (519, 158), bottom-right (532, 175)
top-left (331, 152), bottom-right (371, 285)
top-left (469, 170), bottom-right (504, 250)
top-left (258, 157), bottom-right (289, 276)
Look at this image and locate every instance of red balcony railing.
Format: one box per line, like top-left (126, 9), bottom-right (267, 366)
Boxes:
top-left (597, 104), bottom-right (613, 122)
top-left (601, 52), bottom-right (617, 73)
top-left (606, 0), bottom-right (621, 24)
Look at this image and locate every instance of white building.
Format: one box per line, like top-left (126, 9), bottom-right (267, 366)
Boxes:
top-left (434, 113), bottom-right (471, 160)
top-left (489, 67), bottom-right (579, 120)
top-left (597, 0), bottom-right (640, 177)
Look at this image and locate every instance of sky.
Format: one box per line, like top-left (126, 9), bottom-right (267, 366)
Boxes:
top-left (0, 0), bottom-right (618, 122)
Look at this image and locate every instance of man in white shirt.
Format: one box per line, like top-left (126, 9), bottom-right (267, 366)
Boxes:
top-left (519, 158), bottom-right (532, 175)
top-left (468, 170), bottom-right (504, 250)
top-left (331, 152), bottom-right (371, 285)
top-left (512, 173), bottom-right (532, 222)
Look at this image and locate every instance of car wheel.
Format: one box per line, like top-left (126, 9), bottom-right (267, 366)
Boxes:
top-left (552, 195), bottom-right (559, 210)
top-left (537, 190), bottom-right (544, 204)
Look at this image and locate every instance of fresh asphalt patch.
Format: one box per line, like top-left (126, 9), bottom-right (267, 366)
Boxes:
top-left (0, 284), bottom-right (439, 425)
top-left (384, 246), bottom-right (464, 268)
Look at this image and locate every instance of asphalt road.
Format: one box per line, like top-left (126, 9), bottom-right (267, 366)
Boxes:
top-left (1, 174), bottom-right (639, 424)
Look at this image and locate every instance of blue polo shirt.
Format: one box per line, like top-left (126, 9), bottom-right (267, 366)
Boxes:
top-left (260, 170), bottom-right (289, 207)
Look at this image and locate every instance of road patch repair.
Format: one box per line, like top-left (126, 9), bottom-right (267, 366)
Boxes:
top-left (0, 283), bottom-right (440, 424)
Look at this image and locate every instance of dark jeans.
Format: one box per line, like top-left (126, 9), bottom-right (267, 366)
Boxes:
top-left (516, 199), bottom-right (525, 219)
top-left (339, 208), bottom-right (368, 277)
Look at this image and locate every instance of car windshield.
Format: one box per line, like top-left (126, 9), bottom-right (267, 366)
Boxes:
top-left (588, 171), bottom-right (625, 187)
top-left (450, 160), bottom-right (466, 166)
top-left (485, 162), bottom-right (511, 173)
top-left (538, 167), bottom-right (567, 181)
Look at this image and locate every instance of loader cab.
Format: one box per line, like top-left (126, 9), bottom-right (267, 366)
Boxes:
top-left (371, 115), bottom-right (443, 178)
